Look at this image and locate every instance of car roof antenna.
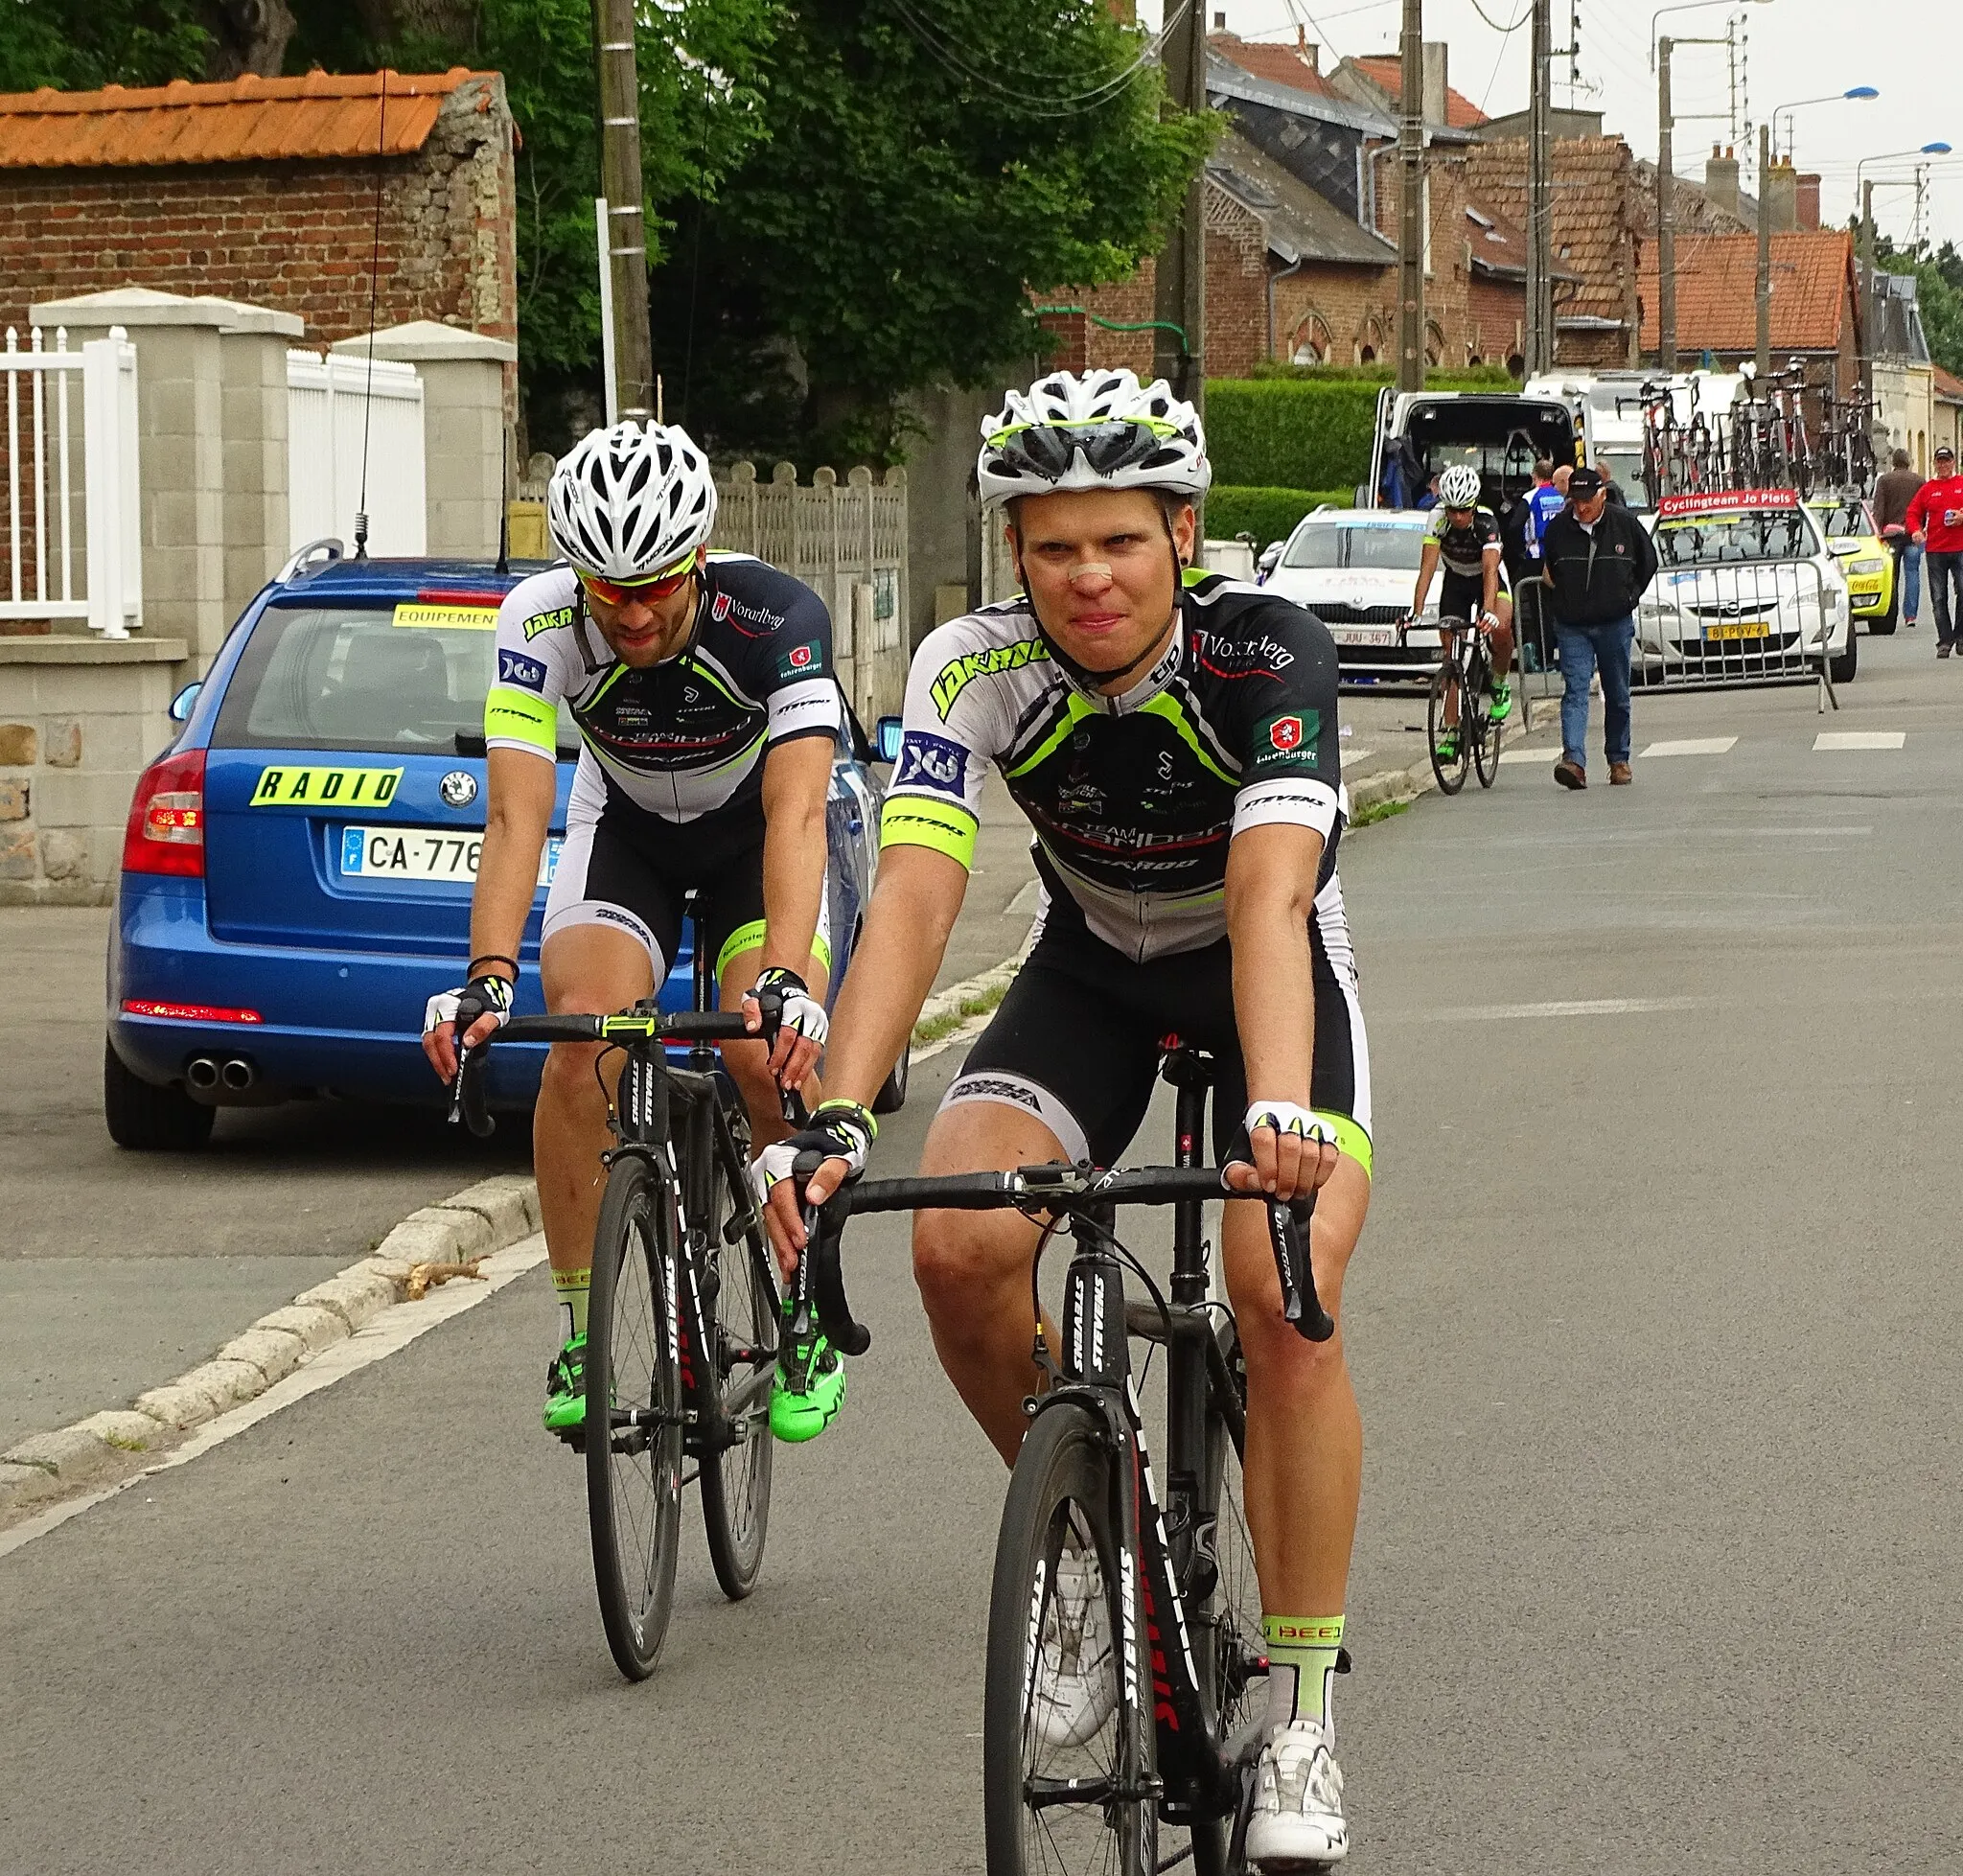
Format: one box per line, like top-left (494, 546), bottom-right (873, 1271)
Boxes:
top-left (496, 425), bottom-right (510, 575)
top-left (352, 70), bottom-right (389, 561)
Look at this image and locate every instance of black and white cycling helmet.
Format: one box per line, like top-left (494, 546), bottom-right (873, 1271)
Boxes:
top-left (547, 421), bottom-right (718, 580)
top-left (978, 369), bottom-right (1211, 504)
top-left (1437, 464), bottom-right (1483, 509)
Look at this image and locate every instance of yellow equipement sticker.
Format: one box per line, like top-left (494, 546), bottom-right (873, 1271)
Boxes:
top-left (392, 602), bottom-right (497, 631)
top-left (250, 765), bottom-right (403, 807)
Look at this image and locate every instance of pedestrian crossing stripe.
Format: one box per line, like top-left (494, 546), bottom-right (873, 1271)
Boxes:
top-left (1640, 737), bottom-right (1737, 756)
top-left (1813, 731), bottom-right (1905, 751)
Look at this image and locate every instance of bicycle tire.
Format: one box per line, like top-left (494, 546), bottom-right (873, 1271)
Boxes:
top-left (699, 1129), bottom-right (776, 1602)
top-left (1465, 638), bottom-right (1499, 790)
top-left (1426, 657), bottom-right (1469, 796)
top-left (983, 1401), bottom-right (1158, 1876)
top-left (587, 1151), bottom-right (685, 1681)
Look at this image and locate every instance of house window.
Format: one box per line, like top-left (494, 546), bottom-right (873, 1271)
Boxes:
top-left (1424, 320), bottom-right (1444, 367)
top-left (1290, 314), bottom-right (1333, 366)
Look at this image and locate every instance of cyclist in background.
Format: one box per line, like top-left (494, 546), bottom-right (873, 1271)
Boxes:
top-left (420, 422), bottom-right (841, 1443)
top-left (1408, 462), bottom-right (1514, 758)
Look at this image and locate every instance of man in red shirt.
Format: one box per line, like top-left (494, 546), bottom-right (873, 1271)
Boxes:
top-left (1906, 443), bottom-right (1963, 657)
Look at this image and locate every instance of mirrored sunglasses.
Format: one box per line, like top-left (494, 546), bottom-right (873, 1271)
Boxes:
top-left (993, 419), bottom-right (1173, 482)
top-left (579, 550), bottom-right (698, 607)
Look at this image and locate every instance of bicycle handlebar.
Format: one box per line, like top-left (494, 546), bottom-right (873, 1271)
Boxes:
top-left (793, 1158), bottom-right (1334, 1356)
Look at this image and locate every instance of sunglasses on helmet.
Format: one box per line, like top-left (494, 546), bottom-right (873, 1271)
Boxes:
top-left (989, 418), bottom-right (1179, 483)
top-left (578, 549), bottom-right (699, 608)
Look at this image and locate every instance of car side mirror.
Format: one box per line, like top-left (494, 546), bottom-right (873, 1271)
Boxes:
top-left (1829, 541), bottom-right (1857, 558)
top-left (875, 714), bottom-right (904, 764)
top-left (169, 682), bottom-right (201, 723)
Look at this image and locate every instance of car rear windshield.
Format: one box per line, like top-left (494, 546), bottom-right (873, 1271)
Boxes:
top-left (1811, 500), bottom-right (1867, 537)
top-left (1282, 523), bottom-right (1425, 571)
top-left (1655, 511), bottom-right (1815, 567)
top-left (213, 604), bottom-right (575, 757)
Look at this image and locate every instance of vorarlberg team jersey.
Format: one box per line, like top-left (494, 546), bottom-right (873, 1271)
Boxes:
top-left (882, 571), bottom-right (1352, 963)
top-left (484, 555), bottom-right (843, 839)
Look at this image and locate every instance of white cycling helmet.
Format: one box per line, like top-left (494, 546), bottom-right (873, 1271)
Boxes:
top-left (978, 368), bottom-right (1211, 504)
top-left (1437, 464), bottom-right (1483, 509)
top-left (547, 421), bottom-right (718, 580)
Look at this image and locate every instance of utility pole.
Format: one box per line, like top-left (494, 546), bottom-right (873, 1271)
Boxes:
top-left (1153, 0), bottom-right (1206, 416)
top-left (1859, 178), bottom-right (1875, 405)
top-left (1657, 37), bottom-right (1676, 370)
top-left (594, 0), bottom-right (654, 423)
top-left (1755, 117), bottom-right (1771, 380)
top-left (1397, 0), bottom-right (1425, 391)
top-left (1526, 0), bottom-right (1553, 374)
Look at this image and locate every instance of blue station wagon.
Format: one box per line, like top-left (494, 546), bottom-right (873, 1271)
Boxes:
top-left (105, 543), bottom-right (890, 1149)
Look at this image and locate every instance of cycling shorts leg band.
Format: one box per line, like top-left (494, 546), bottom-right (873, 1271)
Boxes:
top-left (1309, 1108), bottom-right (1373, 1181)
top-left (937, 1070), bottom-right (1091, 1166)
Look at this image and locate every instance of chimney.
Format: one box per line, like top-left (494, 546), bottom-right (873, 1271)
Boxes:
top-left (1795, 172), bottom-right (1821, 232)
top-left (1296, 25), bottom-right (1320, 71)
top-left (1764, 159), bottom-right (1797, 235)
top-left (1705, 145), bottom-right (1740, 219)
top-left (1421, 41), bottom-right (1449, 126)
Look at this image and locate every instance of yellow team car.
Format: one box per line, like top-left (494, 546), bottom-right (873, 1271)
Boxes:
top-left (1808, 495), bottom-right (1898, 634)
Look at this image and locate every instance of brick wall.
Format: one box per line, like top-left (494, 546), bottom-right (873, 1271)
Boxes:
top-left (0, 77), bottom-right (514, 350)
top-left (1466, 274), bottom-right (1524, 368)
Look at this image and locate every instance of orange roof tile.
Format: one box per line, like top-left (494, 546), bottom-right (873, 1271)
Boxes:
top-left (1351, 54), bottom-right (1487, 128)
top-left (1208, 34), bottom-right (1342, 101)
top-left (0, 69), bottom-right (489, 170)
top-left (1637, 230), bottom-right (1855, 355)
top-left (1465, 136), bottom-right (1635, 327)
top-left (1934, 364), bottom-right (1963, 402)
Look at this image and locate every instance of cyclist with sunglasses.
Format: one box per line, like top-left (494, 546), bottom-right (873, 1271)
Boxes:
top-left (758, 369), bottom-right (1373, 1865)
top-left (421, 421), bottom-right (843, 1442)
top-left (1407, 462), bottom-right (1513, 758)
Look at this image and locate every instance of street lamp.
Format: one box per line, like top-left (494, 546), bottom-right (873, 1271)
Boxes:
top-left (1758, 87), bottom-right (1882, 378)
top-left (1650, 0), bottom-right (1771, 71)
top-left (1855, 147), bottom-right (1955, 397)
top-left (1772, 87), bottom-right (1881, 162)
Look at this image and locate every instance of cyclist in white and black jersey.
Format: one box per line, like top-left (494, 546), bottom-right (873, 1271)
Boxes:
top-left (758, 369), bottom-right (1374, 1866)
top-left (1410, 463), bottom-right (1514, 756)
top-left (420, 421), bottom-right (841, 1442)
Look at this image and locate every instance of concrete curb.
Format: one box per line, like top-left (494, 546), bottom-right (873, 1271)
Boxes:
top-left (1344, 691), bottom-right (1561, 815)
top-left (0, 1173), bottom-right (543, 1523)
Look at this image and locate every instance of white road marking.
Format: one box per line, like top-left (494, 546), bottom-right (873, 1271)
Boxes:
top-left (1814, 730), bottom-right (1905, 751)
top-left (1641, 737), bottom-right (1738, 756)
top-left (1425, 997), bottom-right (1697, 1022)
top-left (0, 1234), bottom-right (549, 1562)
top-left (1496, 745), bottom-right (1561, 764)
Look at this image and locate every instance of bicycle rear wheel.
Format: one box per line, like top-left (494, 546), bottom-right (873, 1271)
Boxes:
top-left (984, 1401), bottom-right (1158, 1876)
top-left (1426, 656), bottom-right (1469, 796)
top-left (1467, 642), bottom-right (1500, 790)
top-left (700, 1132), bottom-right (776, 1601)
top-left (587, 1152), bottom-right (684, 1680)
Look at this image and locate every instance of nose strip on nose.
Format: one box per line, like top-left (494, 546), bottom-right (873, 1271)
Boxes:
top-left (1068, 561), bottom-right (1114, 585)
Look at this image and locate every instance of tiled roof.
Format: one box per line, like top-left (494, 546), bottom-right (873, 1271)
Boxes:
top-left (1934, 364), bottom-right (1963, 402)
top-left (1462, 196), bottom-right (1582, 284)
top-left (1209, 127), bottom-right (1396, 269)
top-left (1464, 136), bottom-right (1633, 328)
top-left (1628, 159), bottom-right (1753, 238)
top-left (1350, 54), bottom-right (1488, 128)
top-left (1636, 230), bottom-right (1855, 354)
top-left (0, 69), bottom-right (488, 169)
top-left (1207, 33), bottom-right (1342, 101)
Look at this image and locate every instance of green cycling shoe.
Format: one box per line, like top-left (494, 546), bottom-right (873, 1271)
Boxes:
top-left (770, 1300), bottom-right (846, 1444)
top-left (1434, 728), bottom-right (1459, 761)
top-left (543, 1333), bottom-right (588, 1441)
top-left (1490, 678), bottom-right (1513, 724)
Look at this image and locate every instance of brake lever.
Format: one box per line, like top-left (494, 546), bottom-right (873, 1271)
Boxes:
top-left (1267, 1193), bottom-right (1333, 1342)
top-left (793, 1147), bottom-right (870, 1358)
top-left (447, 1041), bottom-right (496, 1139)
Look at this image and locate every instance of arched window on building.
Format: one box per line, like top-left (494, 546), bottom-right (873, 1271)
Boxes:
top-left (1290, 313), bottom-right (1333, 367)
top-left (1423, 321), bottom-right (1445, 367)
top-left (1356, 315), bottom-right (1385, 365)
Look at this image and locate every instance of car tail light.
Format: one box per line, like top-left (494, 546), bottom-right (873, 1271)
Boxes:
top-left (122, 747), bottom-right (206, 877)
top-left (121, 999), bottom-right (262, 1024)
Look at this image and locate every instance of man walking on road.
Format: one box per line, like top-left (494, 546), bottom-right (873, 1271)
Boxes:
top-left (1906, 445), bottom-right (1963, 656)
top-left (1874, 447), bottom-right (1924, 629)
top-left (1539, 465), bottom-right (1658, 790)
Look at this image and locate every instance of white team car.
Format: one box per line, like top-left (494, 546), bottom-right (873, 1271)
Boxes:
top-left (1638, 493), bottom-right (1857, 687)
top-left (1257, 508), bottom-right (1443, 683)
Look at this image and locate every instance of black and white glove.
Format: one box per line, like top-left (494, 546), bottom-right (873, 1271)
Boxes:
top-left (423, 973), bottom-right (514, 1043)
top-left (753, 1099), bottom-right (877, 1198)
top-left (1243, 1100), bottom-right (1336, 1146)
top-left (750, 966), bottom-right (829, 1053)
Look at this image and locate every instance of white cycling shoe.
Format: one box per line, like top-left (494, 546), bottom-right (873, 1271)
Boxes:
top-left (1245, 1718), bottom-right (1349, 1867)
top-left (1029, 1555), bottom-right (1118, 1749)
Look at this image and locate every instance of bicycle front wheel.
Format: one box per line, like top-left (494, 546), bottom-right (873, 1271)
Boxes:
top-left (587, 1152), bottom-right (685, 1681)
top-left (983, 1401), bottom-right (1158, 1876)
top-left (1427, 656), bottom-right (1469, 795)
top-left (1467, 642), bottom-right (1500, 790)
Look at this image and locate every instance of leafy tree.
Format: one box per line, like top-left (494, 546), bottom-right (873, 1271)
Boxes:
top-left (655, 2), bottom-right (1214, 467)
top-left (0, 0), bottom-right (210, 91)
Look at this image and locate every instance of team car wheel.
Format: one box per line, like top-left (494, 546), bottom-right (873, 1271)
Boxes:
top-left (103, 1037), bottom-right (216, 1152)
top-left (1829, 627), bottom-right (1859, 687)
top-left (872, 1041), bottom-right (910, 1116)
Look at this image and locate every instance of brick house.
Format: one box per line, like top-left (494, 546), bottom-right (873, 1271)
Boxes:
top-left (0, 70), bottom-right (516, 359)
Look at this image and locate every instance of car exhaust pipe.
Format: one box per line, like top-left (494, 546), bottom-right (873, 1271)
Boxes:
top-left (185, 1055), bottom-right (220, 1091)
top-left (220, 1057), bottom-right (257, 1092)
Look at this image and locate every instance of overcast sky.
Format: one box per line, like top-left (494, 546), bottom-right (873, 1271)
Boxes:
top-left (1141, 0), bottom-right (1954, 251)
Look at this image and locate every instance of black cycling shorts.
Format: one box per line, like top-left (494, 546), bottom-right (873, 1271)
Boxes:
top-left (1438, 568), bottom-right (1507, 622)
top-left (941, 892), bottom-right (1372, 1174)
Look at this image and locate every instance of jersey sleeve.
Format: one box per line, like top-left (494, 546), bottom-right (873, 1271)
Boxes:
top-left (484, 578), bottom-right (576, 760)
top-left (1225, 601), bottom-right (1346, 845)
top-left (753, 577), bottom-right (844, 749)
top-left (876, 618), bottom-right (1009, 872)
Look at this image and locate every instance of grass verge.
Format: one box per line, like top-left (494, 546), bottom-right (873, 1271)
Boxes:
top-left (1351, 797), bottom-right (1413, 829)
top-left (912, 977), bottom-right (1012, 1048)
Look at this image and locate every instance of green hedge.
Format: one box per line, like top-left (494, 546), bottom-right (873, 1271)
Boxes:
top-left (1242, 360), bottom-right (1519, 387)
top-left (1206, 485), bottom-right (1354, 548)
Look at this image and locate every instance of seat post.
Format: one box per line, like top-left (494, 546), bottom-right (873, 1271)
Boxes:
top-left (1159, 1042), bottom-right (1214, 1306)
top-left (686, 893), bottom-right (717, 1072)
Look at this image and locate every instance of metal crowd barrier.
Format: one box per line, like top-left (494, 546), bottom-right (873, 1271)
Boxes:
top-left (1634, 553), bottom-right (1839, 709)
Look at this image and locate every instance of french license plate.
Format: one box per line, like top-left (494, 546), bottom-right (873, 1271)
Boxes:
top-left (1331, 626), bottom-right (1398, 647)
top-left (339, 825), bottom-right (562, 887)
top-left (1703, 620), bottom-right (1769, 640)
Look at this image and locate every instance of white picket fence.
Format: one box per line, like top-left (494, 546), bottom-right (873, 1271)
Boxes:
top-left (286, 349), bottom-right (427, 556)
top-left (0, 326), bottom-right (142, 637)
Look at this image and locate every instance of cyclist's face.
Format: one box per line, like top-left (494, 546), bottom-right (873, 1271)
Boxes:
top-left (1445, 504), bottom-right (1475, 523)
top-left (584, 571), bottom-right (698, 666)
top-left (1011, 489), bottom-right (1192, 689)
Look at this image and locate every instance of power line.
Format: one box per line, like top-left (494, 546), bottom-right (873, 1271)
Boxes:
top-left (1468, 0), bottom-right (1532, 34)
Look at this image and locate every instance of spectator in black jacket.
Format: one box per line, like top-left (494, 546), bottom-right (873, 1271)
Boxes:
top-left (1539, 466), bottom-right (1659, 790)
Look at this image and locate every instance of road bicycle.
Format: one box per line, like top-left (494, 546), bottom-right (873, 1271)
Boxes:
top-left (795, 1043), bottom-right (1338, 1875)
top-left (449, 915), bottom-right (783, 1680)
top-left (1415, 609), bottom-right (1502, 795)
